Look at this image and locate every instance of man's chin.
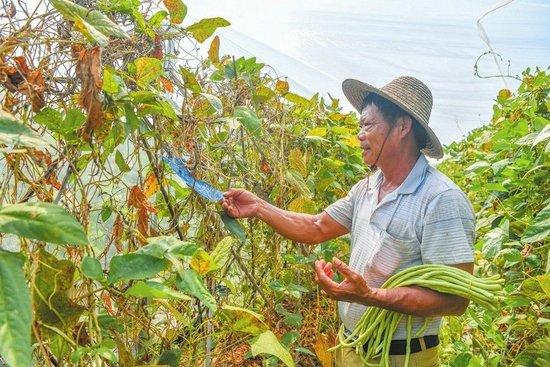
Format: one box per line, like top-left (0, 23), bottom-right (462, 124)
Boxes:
top-left (362, 155), bottom-right (374, 166)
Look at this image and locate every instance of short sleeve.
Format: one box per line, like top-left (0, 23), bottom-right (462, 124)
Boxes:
top-left (324, 179), bottom-right (365, 231)
top-left (421, 189), bottom-right (475, 265)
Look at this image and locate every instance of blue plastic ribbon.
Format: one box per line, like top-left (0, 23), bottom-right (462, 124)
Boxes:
top-left (163, 156), bottom-right (223, 202)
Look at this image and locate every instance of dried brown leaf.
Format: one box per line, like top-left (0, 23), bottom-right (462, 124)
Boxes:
top-left (12, 56), bottom-right (30, 74)
top-left (128, 185), bottom-right (157, 239)
top-left (313, 334), bottom-right (333, 367)
top-left (143, 173), bottom-right (160, 198)
top-left (208, 35), bottom-right (220, 64)
top-left (160, 76), bottom-right (174, 93)
top-left (75, 46), bottom-right (103, 141)
top-left (102, 291), bottom-right (115, 316)
top-left (150, 34), bottom-right (164, 59)
top-left (112, 214), bottom-right (124, 253)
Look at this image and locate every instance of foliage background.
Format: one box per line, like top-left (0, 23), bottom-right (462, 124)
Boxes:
top-left (0, 1), bottom-right (548, 366)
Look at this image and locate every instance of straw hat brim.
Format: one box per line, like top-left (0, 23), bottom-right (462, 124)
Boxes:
top-left (342, 79), bottom-right (443, 159)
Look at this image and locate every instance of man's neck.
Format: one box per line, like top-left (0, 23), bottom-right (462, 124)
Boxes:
top-left (378, 152), bottom-right (421, 200)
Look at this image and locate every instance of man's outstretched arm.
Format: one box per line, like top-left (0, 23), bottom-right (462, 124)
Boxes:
top-left (221, 188), bottom-right (349, 244)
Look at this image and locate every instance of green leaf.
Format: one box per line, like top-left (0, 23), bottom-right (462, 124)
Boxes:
top-left (34, 249), bottom-right (85, 334)
top-left (189, 248), bottom-right (211, 275)
top-left (63, 109), bottom-right (86, 133)
top-left (220, 211), bottom-right (246, 241)
top-left (513, 337), bottom-right (550, 367)
top-left (50, 0), bottom-right (129, 44)
top-left (176, 269), bottom-right (217, 312)
top-left (186, 17), bottom-right (230, 43)
top-left (322, 157), bottom-right (345, 169)
top-left (287, 197), bottom-right (316, 214)
top-left (0, 202), bottom-right (89, 245)
top-left (481, 227), bottom-right (506, 259)
top-left (149, 10), bottom-right (169, 28)
top-left (465, 161), bottom-right (491, 173)
top-left (163, 0), bottom-right (187, 24)
top-left (168, 243), bottom-right (199, 258)
top-left (304, 135), bottom-right (330, 143)
top-left (521, 275), bottom-right (550, 301)
top-left (126, 280), bottom-right (192, 300)
top-left (103, 66), bottom-right (125, 95)
top-left (179, 67), bottom-right (202, 93)
top-left (134, 57), bottom-right (163, 85)
top-left (532, 124), bottom-right (550, 147)
top-left (253, 85), bottom-right (274, 103)
top-left (275, 303), bottom-right (303, 327)
top-left (132, 8), bottom-right (152, 38)
top-left (33, 107), bottom-right (63, 131)
top-left (34, 107), bottom-right (83, 140)
top-left (93, 347), bottom-right (118, 363)
top-left (288, 149), bottom-right (307, 177)
top-left (209, 236), bottom-right (232, 273)
top-left (81, 256), bottom-right (105, 281)
top-left (0, 250), bottom-right (32, 367)
top-left (234, 106), bottom-right (262, 137)
top-left (74, 16), bottom-right (109, 47)
top-left (498, 248), bottom-right (523, 266)
top-left (250, 330), bottom-right (295, 367)
top-left (0, 110), bottom-right (48, 148)
top-left (142, 236), bottom-right (198, 258)
top-left (217, 305), bottom-right (269, 335)
top-left (107, 254), bottom-right (169, 284)
top-left (522, 203), bottom-right (550, 244)
top-left (124, 103), bottom-right (141, 132)
top-left (331, 126), bottom-right (352, 135)
top-left (115, 150), bottom-right (130, 173)
top-left (284, 92), bottom-right (310, 106)
top-left (515, 132), bottom-right (538, 146)
top-left (285, 170), bottom-right (312, 198)
top-left (307, 127), bottom-right (327, 137)
top-left (294, 347), bottom-right (315, 356)
top-left (201, 93), bottom-right (223, 114)
top-left (157, 349), bottom-right (182, 367)
top-left (138, 101), bottom-right (178, 120)
top-left (281, 331), bottom-right (299, 348)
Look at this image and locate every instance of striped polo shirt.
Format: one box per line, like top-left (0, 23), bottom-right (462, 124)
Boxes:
top-left (325, 154), bottom-right (475, 339)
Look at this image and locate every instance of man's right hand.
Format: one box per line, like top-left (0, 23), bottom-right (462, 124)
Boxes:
top-left (221, 188), bottom-right (261, 218)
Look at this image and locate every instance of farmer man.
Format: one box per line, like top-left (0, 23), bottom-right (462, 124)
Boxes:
top-left (221, 76), bottom-right (475, 366)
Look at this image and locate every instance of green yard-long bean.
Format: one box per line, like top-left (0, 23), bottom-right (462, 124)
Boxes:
top-left (329, 264), bottom-right (505, 367)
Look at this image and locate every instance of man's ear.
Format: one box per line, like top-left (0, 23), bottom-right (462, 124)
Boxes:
top-left (397, 115), bottom-right (413, 137)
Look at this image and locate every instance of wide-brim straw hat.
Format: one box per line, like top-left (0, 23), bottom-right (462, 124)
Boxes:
top-left (342, 76), bottom-right (443, 159)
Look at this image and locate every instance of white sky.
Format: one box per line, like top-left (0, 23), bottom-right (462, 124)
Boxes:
top-left (184, 0), bottom-right (550, 145)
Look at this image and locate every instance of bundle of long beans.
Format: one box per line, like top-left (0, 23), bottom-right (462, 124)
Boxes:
top-left (329, 264), bottom-right (505, 367)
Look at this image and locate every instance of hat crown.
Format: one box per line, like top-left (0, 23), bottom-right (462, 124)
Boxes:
top-left (379, 76), bottom-right (433, 126)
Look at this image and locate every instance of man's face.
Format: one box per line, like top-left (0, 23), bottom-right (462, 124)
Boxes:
top-left (357, 104), bottom-right (394, 167)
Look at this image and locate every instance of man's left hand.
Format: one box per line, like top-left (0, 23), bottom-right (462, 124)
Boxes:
top-left (314, 257), bottom-right (373, 304)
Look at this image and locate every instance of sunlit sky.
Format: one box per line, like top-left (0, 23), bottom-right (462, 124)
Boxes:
top-left (185, 0), bottom-right (550, 146)
top-left (14, 0), bottom-right (550, 146)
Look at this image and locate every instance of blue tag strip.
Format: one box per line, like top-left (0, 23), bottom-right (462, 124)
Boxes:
top-left (163, 156), bottom-right (223, 202)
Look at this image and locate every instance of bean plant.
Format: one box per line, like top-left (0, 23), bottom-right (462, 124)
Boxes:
top-left (0, 0), bottom-right (548, 366)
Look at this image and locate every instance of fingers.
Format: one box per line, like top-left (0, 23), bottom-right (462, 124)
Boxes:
top-left (332, 257), bottom-right (356, 279)
top-left (323, 262), bottom-right (334, 278)
top-left (314, 260), bottom-right (337, 288)
top-left (223, 188), bottom-right (243, 198)
top-left (221, 189), bottom-right (240, 217)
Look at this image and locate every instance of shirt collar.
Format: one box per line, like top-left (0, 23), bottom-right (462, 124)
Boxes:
top-left (367, 154), bottom-right (429, 198)
top-left (394, 154), bottom-right (429, 195)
